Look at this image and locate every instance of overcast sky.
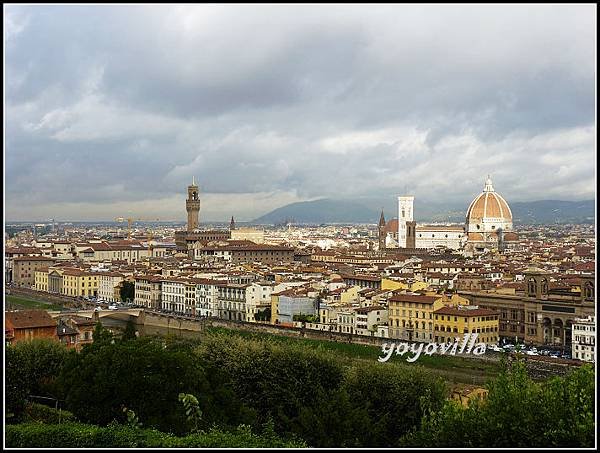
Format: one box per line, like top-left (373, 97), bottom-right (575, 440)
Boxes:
top-left (5, 4), bottom-right (596, 221)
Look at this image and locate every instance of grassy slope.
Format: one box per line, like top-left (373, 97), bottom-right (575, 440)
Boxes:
top-left (5, 295), bottom-right (65, 311)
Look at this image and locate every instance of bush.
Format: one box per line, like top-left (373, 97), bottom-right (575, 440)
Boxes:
top-left (399, 361), bottom-right (596, 447)
top-left (5, 422), bottom-right (306, 448)
top-left (56, 336), bottom-right (211, 435)
top-left (5, 339), bottom-right (71, 419)
top-left (23, 402), bottom-right (76, 424)
top-left (194, 332), bottom-right (447, 447)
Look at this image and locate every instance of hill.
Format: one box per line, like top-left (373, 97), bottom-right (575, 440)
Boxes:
top-left (252, 198), bottom-right (594, 225)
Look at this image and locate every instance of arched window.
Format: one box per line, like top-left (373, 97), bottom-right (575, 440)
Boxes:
top-left (528, 278), bottom-right (536, 296)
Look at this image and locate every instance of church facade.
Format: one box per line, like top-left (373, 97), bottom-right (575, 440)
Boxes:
top-left (378, 176), bottom-right (518, 253)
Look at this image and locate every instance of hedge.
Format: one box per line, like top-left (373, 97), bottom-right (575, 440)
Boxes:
top-left (5, 422), bottom-right (307, 448)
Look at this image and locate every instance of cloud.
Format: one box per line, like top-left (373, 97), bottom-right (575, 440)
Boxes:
top-left (5, 4), bottom-right (596, 221)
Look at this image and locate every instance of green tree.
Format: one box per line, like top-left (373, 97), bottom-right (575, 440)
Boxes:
top-left (121, 320), bottom-right (137, 341)
top-left (119, 281), bottom-right (135, 303)
top-left (400, 360), bottom-right (595, 447)
top-left (91, 322), bottom-right (114, 346)
top-left (57, 337), bottom-right (218, 435)
top-left (5, 339), bottom-right (71, 420)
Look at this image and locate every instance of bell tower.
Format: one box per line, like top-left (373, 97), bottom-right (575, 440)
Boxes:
top-left (378, 209), bottom-right (386, 251)
top-left (186, 177), bottom-right (200, 232)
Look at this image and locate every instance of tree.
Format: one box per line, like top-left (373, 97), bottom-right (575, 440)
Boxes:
top-left (399, 360), bottom-right (595, 447)
top-left (121, 320), bottom-right (137, 341)
top-left (120, 281), bottom-right (135, 303)
top-left (5, 339), bottom-right (71, 419)
top-left (92, 322), bottom-right (114, 346)
top-left (56, 338), bottom-right (212, 435)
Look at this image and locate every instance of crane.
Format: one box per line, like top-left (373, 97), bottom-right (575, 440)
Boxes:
top-left (115, 217), bottom-right (161, 240)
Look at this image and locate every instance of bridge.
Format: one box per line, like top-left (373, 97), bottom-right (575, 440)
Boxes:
top-left (48, 308), bottom-right (145, 322)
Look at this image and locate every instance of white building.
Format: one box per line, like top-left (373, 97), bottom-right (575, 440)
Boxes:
top-left (195, 279), bottom-right (224, 317)
top-left (162, 278), bottom-right (189, 314)
top-left (397, 196), bottom-right (414, 248)
top-left (355, 306), bottom-right (389, 336)
top-left (134, 275), bottom-right (162, 310)
top-left (572, 316), bottom-right (595, 362)
top-left (415, 225), bottom-right (465, 250)
top-left (245, 282), bottom-right (274, 322)
top-left (98, 272), bottom-right (125, 302)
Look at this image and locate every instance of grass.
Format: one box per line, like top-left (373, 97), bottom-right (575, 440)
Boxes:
top-left (5, 295), bottom-right (65, 312)
top-left (203, 326), bottom-right (501, 383)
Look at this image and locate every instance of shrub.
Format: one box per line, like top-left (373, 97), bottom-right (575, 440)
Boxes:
top-left (5, 339), bottom-right (71, 419)
top-left (5, 422), bottom-right (306, 448)
top-left (399, 361), bottom-right (596, 447)
top-left (23, 402), bottom-right (76, 424)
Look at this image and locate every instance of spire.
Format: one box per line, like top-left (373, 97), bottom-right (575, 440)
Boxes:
top-left (192, 175), bottom-right (196, 186)
top-left (484, 175), bottom-right (494, 192)
top-left (230, 216), bottom-right (235, 230)
top-left (379, 208), bottom-right (386, 227)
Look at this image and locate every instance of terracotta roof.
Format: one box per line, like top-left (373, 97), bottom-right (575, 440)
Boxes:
top-left (389, 294), bottom-right (441, 304)
top-left (434, 307), bottom-right (499, 317)
top-left (466, 190), bottom-right (512, 221)
top-left (6, 310), bottom-right (57, 329)
top-left (13, 256), bottom-right (55, 262)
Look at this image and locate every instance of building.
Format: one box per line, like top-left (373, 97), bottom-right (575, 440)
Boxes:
top-left (572, 316), bottom-right (595, 362)
top-left (13, 256), bottom-right (56, 288)
top-left (195, 243), bottom-right (295, 265)
top-left (134, 275), bottom-right (163, 310)
top-left (61, 268), bottom-right (99, 298)
top-left (174, 179), bottom-right (232, 253)
top-left (187, 177), bottom-right (200, 232)
top-left (355, 306), bottom-right (388, 336)
top-left (217, 284), bottom-right (248, 321)
top-left (415, 225), bottom-right (465, 250)
top-left (433, 305), bottom-right (500, 345)
top-left (459, 271), bottom-right (595, 348)
top-left (195, 279), bottom-right (225, 317)
top-left (465, 176), bottom-right (518, 253)
top-left (5, 310), bottom-right (58, 345)
top-left (273, 288), bottom-right (316, 325)
top-left (397, 196), bottom-right (415, 248)
top-left (388, 293), bottom-right (446, 341)
top-left (161, 277), bottom-right (188, 313)
top-left (378, 210), bottom-right (387, 250)
top-left (98, 272), bottom-right (125, 302)
top-left (230, 228), bottom-right (266, 244)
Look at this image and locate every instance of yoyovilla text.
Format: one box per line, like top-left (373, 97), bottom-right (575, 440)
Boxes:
top-left (378, 333), bottom-right (487, 363)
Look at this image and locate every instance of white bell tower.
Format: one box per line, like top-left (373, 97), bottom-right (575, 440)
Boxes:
top-left (397, 196), bottom-right (414, 248)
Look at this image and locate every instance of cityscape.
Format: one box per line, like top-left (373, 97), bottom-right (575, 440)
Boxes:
top-left (4, 3), bottom-right (596, 450)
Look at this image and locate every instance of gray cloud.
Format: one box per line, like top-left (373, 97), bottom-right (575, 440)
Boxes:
top-left (5, 4), bottom-right (596, 221)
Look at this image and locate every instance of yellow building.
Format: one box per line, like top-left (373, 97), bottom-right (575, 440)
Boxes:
top-left (340, 285), bottom-right (361, 304)
top-left (34, 268), bottom-right (50, 292)
top-left (433, 306), bottom-right (499, 345)
top-left (388, 293), bottom-right (446, 341)
top-left (451, 385), bottom-right (489, 407)
top-left (381, 278), bottom-right (429, 292)
top-left (61, 269), bottom-right (100, 298)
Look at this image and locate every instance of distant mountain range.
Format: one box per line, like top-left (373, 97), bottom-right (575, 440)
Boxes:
top-left (252, 198), bottom-right (595, 225)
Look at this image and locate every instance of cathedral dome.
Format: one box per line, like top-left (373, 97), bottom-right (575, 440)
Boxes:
top-left (465, 176), bottom-right (513, 238)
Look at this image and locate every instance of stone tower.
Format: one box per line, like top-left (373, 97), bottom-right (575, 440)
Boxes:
top-left (397, 196), bottom-right (414, 248)
top-left (230, 216), bottom-right (236, 231)
top-left (186, 177), bottom-right (200, 232)
top-left (378, 209), bottom-right (386, 251)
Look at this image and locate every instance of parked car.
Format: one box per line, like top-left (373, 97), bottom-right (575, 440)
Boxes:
top-left (94, 307), bottom-right (102, 312)
top-left (108, 305), bottom-right (118, 310)
top-left (525, 350), bottom-right (538, 356)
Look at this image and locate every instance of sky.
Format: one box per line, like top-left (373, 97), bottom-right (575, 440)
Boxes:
top-left (4, 4), bottom-right (596, 221)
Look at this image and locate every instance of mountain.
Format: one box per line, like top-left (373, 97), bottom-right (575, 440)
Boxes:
top-left (251, 198), bottom-right (595, 225)
top-left (510, 200), bottom-right (595, 225)
top-left (252, 199), bottom-right (380, 224)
